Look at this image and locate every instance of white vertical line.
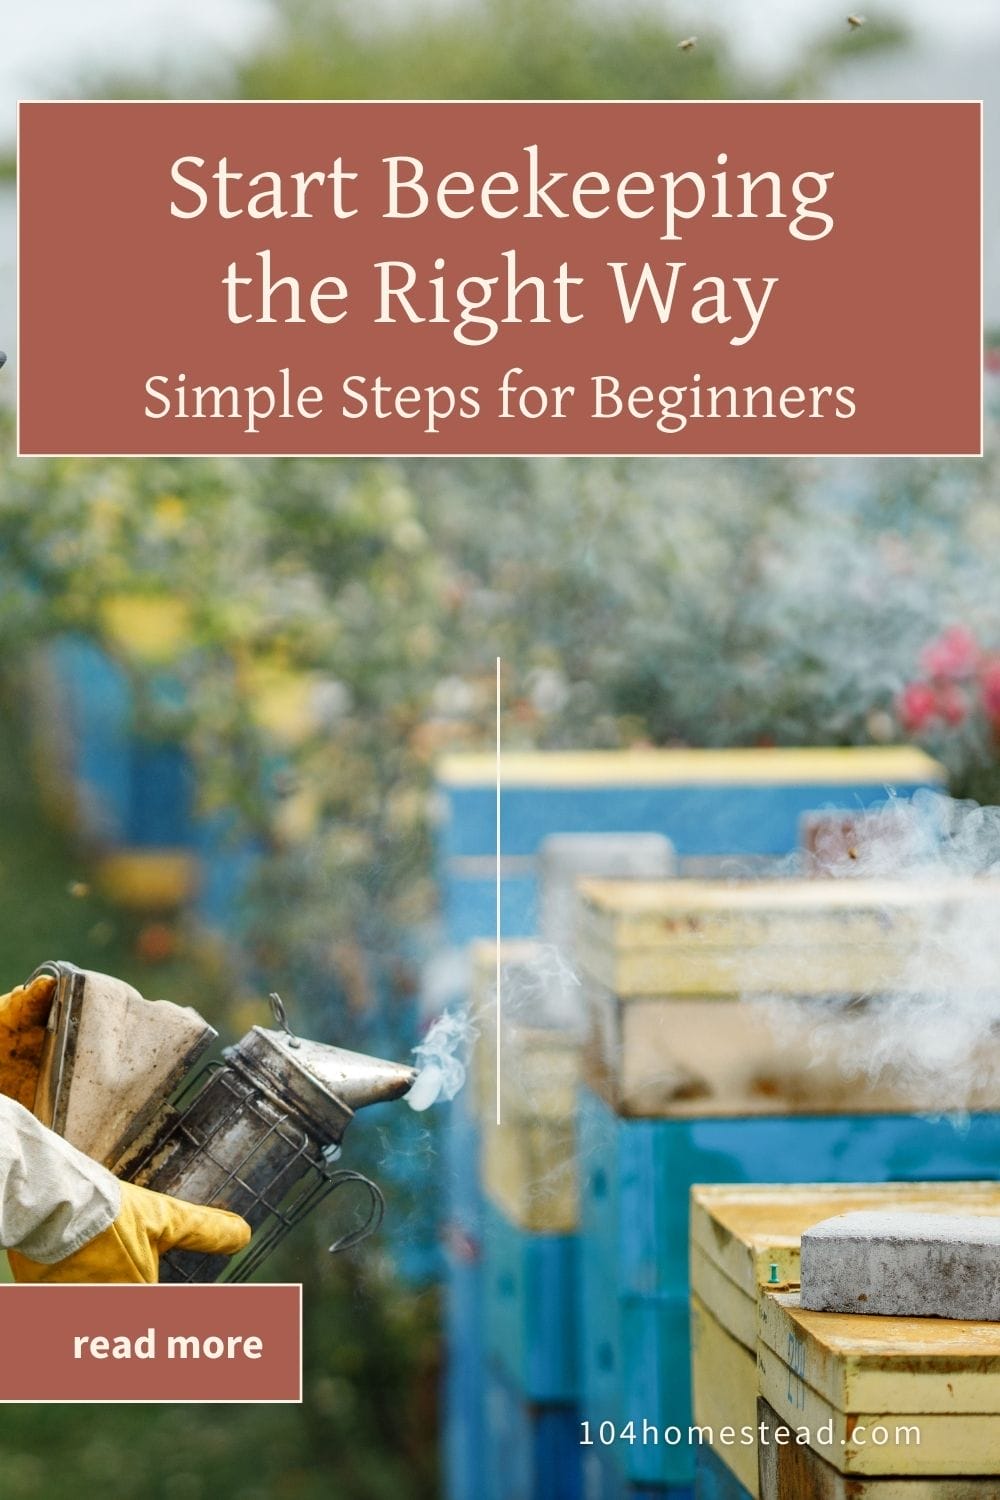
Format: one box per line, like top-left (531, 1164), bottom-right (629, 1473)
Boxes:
top-left (496, 655), bottom-right (502, 1127)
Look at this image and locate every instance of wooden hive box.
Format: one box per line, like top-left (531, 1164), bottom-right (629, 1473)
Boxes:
top-left (576, 877), bottom-right (1000, 1117)
top-left (471, 940), bottom-right (584, 1236)
top-left (435, 746), bottom-right (946, 946)
top-left (690, 1183), bottom-right (1000, 1499)
top-left (757, 1394), bottom-right (997, 1498)
top-left (758, 1292), bottom-right (1000, 1482)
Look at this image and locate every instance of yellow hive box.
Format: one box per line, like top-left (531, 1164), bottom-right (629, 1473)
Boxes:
top-left (439, 746), bottom-right (944, 789)
top-left (96, 850), bottom-right (199, 909)
top-left (577, 878), bottom-right (1000, 1117)
top-left (470, 941), bottom-right (583, 1233)
top-left (758, 1293), bottom-right (1000, 1478)
top-left (691, 1292), bottom-right (759, 1495)
top-left (757, 1395), bottom-right (996, 1498)
top-left (689, 1183), bottom-right (1000, 1499)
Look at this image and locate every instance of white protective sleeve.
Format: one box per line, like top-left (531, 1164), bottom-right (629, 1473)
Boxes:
top-left (0, 1093), bottom-right (120, 1262)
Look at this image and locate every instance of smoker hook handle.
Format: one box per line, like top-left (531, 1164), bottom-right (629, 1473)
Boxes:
top-left (325, 1170), bottom-right (386, 1255)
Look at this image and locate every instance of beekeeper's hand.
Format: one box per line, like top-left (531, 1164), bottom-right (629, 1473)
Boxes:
top-left (9, 1180), bottom-right (252, 1284)
top-left (0, 974), bottom-right (56, 1108)
top-left (0, 1094), bottom-right (250, 1283)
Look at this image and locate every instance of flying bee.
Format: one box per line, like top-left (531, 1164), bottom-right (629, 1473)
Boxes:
top-left (677, 35), bottom-right (698, 51)
top-left (847, 14), bottom-right (866, 27)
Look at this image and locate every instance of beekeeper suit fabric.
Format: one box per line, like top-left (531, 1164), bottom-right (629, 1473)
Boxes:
top-left (0, 1091), bottom-right (119, 1260)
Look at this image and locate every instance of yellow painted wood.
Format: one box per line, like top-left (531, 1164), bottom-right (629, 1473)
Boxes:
top-left (690, 1244), bottom-right (757, 1352)
top-left (470, 940), bottom-right (583, 1232)
top-left (758, 1396), bottom-right (998, 1498)
top-left (437, 746), bottom-right (945, 788)
top-left (479, 1112), bottom-right (577, 1233)
top-left (757, 1332), bottom-right (1000, 1475)
top-left (96, 850), bottom-right (198, 908)
top-left (239, 658), bottom-right (323, 748)
top-left (691, 1294), bottom-right (760, 1496)
top-left (759, 1293), bottom-right (1000, 1418)
top-left (577, 878), bottom-right (1000, 998)
top-left (690, 1183), bottom-right (1000, 1305)
top-left (581, 989), bottom-right (990, 1118)
top-left (99, 594), bottom-right (192, 663)
top-left (577, 880), bottom-right (1000, 1113)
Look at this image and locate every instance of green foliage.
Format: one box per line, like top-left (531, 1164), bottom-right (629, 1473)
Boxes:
top-left (237, 0), bottom-right (740, 101)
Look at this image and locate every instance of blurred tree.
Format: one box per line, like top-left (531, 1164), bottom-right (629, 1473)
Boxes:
top-left (236, 0), bottom-right (738, 100)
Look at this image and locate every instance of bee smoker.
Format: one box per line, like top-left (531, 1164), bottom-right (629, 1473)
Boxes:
top-left (30, 962), bottom-right (417, 1283)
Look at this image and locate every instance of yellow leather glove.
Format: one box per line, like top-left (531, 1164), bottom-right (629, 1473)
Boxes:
top-left (8, 1181), bottom-right (252, 1284)
top-left (0, 975), bottom-right (56, 1108)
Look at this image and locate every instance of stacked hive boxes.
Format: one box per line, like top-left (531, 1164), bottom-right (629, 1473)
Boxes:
top-left (434, 747), bottom-right (948, 1500)
top-left (29, 619), bottom-right (331, 931)
top-left (473, 940), bottom-right (586, 1499)
top-left (689, 1183), bottom-right (1000, 1498)
top-left (435, 748), bottom-right (945, 946)
top-left (34, 632), bottom-right (199, 908)
top-left (574, 878), bottom-right (1000, 1497)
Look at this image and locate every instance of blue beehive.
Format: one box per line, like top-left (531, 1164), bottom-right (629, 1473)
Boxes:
top-left (578, 1087), bottom-right (1000, 1491)
top-left (436, 748), bottom-right (947, 1500)
top-left (482, 1200), bottom-right (579, 1404)
top-left (694, 1447), bottom-right (752, 1500)
top-left (43, 636), bottom-right (196, 851)
top-left (483, 1362), bottom-right (583, 1500)
top-left (437, 748), bottom-right (946, 937)
top-left (444, 1239), bottom-right (488, 1500)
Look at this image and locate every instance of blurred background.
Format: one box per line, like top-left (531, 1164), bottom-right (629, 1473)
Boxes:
top-left (0, 3), bottom-right (997, 1497)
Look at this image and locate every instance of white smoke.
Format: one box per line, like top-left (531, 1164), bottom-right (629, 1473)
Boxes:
top-left (405, 1008), bottom-right (476, 1111)
top-left (753, 790), bottom-right (1000, 1107)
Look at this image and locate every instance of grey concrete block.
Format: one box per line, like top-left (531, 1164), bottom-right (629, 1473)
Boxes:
top-left (800, 1209), bottom-right (1000, 1321)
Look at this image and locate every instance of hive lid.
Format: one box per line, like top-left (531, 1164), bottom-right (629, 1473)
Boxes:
top-left (32, 961), bottom-right (216, 1167)
top-left (690, 1182), bottom-right (1000, 1304)
top-left (436, 746), bottom-right (945, 788)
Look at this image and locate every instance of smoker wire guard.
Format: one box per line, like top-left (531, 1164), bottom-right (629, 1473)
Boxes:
top-left (28, 961), bottom-right (386, 1284)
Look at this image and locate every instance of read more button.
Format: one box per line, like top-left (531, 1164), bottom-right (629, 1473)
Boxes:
top-left (0, 1284), bottom-right (301, 1402)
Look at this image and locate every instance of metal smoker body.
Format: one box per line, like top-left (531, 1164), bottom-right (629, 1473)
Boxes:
top-left (31, 962), bottom-right (417, 1283)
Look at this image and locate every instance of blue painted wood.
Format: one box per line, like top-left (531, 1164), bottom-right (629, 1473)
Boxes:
top-left (582, 1444), bottom-right (694, 1500)
top-left (694, 1446), bottom-right (752, 1499)
top-left (444, 1081), bottom-right (483, 1237)
top-left (440, 873), bottom-right (538, 946)
top-left (483, 1364), bottom-right (583, 1500)
top-left (440, 779), bottom-right (940, 860)
top-left (192, 811), bottom-right (261, 933)
top-left (578, 1088), bottom-right (1000, 1489)
top-left (50, 637), bottom-right (135, 843)
top-left (49, 637), bottom-right (197, 849)
top-left (483, 1201), bottom-right (579, 1403)
top-left (579, 1089), bottom-right (1000, 1300)
top-left (580, 1294), bottom-right (693, 1488)
top-left (444, 1243), bottom-right (487, 1500)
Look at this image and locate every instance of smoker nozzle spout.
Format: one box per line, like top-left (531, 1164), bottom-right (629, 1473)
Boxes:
top-left (293, 1037), bottom-right (419, 1112)
top-left (229, 1026), bottom-right (418, 1142)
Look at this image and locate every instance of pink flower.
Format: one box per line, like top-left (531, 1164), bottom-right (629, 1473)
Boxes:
top-left (897, 681), bottom-right (938, 733)
top-left (919, 625), bottom-right (979, 680)
top-left (934, 682), bottom-right (968, 726)
top-left (980, 660), bottom-right (1000, 723)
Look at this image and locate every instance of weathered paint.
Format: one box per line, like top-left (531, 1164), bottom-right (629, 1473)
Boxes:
top-left (758, 1294), bottom-right (1000, 1475)
top-left (690, 1182), bottom-right (1000, 1308)
top-left (690, 1294), bottom-right (759, 1496)
top-left (757, 1395), bottom-right (998, 1498)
